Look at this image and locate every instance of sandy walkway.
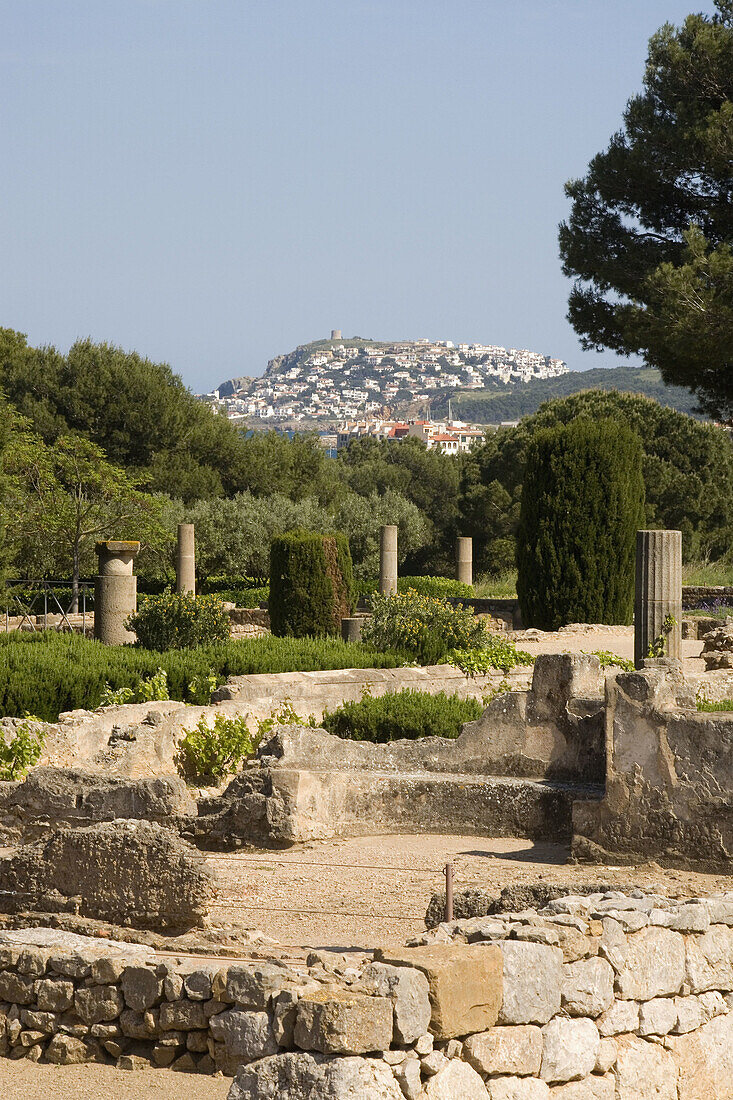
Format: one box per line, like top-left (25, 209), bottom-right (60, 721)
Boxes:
top-left (0, 1061), bottom-right (231, 1100)
top-left (206, 832), bottom-right (729, 953)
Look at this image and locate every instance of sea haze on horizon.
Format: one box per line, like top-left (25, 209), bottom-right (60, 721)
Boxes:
top-left (0, 0), bottom-right (707, 391)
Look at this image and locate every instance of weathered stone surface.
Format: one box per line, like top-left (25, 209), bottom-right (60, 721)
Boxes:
top-left (35, 979), bottom-right (74, 1012)
top-left (45, 1033), bottom-right (93, 1065)
top-left (488, 1078), bottom-right (550, 1100)
top-left (560, 958), bottom-right (613, 1018)
top-left (74, 984), bottom-right (124, 1024)
top-left (213, 962), bottom-right (294, 1009)
top-left (376, 944), bottom-right (502, 1039)
top-left (0, 972), bottom-right (34, 1004)
top-left (547, 1078), bottom-right (614, 1099)
top-left (667, 1012), bottom-right (733, 1100)
top-left (393, 1056), bottom-right (422, 1100)
top-left (615, 927), bottom-right (685, 1000)
top-left (294, 989), bottom-right (393, 1055)
top-left (463, 1025), bottom-right (542, 1077)
top-left (423, 1058), bottom-right (488, 1099)
top-left (497, 942), bottom-right (563, 1025)
top-left (228, 1051), bottom-right (404, 1099)
top-left (360, 963), bottom-right (431, 1044)
top-left (614, 1035), bottom-right (677, 1100)
top-left (594, 1038), bottom-right (617, 1074)
top-left (119, 1008), bottom-right (159, 1039)
top-left (596, 998), bottom-right (639, 1037)
top-left (638, 996), bottom-right (678, 1036)
top-left (0, 820), bottom-right (215, 931)
top-left (183, 968), bottom-right (215, 1001)
top-left (121, 966), bottom-right (161, 1012)
top-left (159, 999), bottom-right (207, 1030)
top-left (209, 1009), bottom-right (278, 1061)
top-left (540, 1018), bottom-right (599, 1083)
top-left (685, 926), bottom-right (733, 993)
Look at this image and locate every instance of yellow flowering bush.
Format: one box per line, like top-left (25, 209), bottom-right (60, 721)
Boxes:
top-left (362, 589), bottom-right (485, 664)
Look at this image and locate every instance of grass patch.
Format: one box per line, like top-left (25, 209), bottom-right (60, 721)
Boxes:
top-left (322, 689), bottom-right (482, 742)
top-left (0, 632), bottom-right (402, 721)
top-left (473, 571), bottom-right (518, 599)
top-left (682, 560), bottom-right (733, 587)
top-left (696, 698), bottom-right (733, 712)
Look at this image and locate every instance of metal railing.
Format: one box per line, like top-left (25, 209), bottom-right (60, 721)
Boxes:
top-left (2, 579), bottom-right (95, 634)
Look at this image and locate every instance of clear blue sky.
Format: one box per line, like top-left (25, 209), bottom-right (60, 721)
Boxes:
top-left (1, 0), bottom-right (712, 392)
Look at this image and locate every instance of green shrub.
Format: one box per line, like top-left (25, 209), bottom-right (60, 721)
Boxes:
top-left (322, 689), bottom-right (482, 742)
top-left (187, 668), bottom-right (219, 706)
top-left (357, 576), bottom-right (473, 602)
top-left (447, 637), bottom-right (533, 676)
top-left (585, 650), bottom-right (635, 672)
top-left (269, 531), bottom-right (354, 637)
top-left (516, 419), bottom-right (645, 630)
top-left (362, 589), bottom-right (485, 664)
top-left (255, 700), bottom-right (318, 741)
top-left (0, 721), bottom-right (46, 780)
top-left (177, 713), bottom-right (257, 783)
top-left (0, 632), bottom-right (402, 721)
top-left (126, 589), bottom-right (230, 650)
top-left (99, 667), bottom-right (170, 706)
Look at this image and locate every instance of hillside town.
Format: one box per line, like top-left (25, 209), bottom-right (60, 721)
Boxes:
top-left (200, 334), bottom-right (568, 424)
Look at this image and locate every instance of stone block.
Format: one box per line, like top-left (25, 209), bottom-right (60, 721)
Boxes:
top-left (596, 999), bottom-right (639, 1037)
top-left (375, 944), bottom-right (503, 1040)
top-left (615, 927), bottom-right (685, 1000)
top-left (360, 963), bottom-right (431, 1044)
top-left (393, 1056), bottom-right (422, 1100)
top-left (183, 968), bottom-right (215, 1001)
top-left (540, 1018), bottom-right (599, 1083)
top-left (45, 1033), bottom-right (94, 1065)
top-left (209, 1008), bottom-right (278, 1061)
top-left (121, 966), bottom-right (162, 1012)
top-left (228, 1051), bottom-right (404, 1099)
top-left (35, 978), bottom-right (74, 1013)
top-left (594, 1037), bottom-right (617, 1074)
top-left (488, 1078), bottom-right (550, 1099)
top-left (560, 958), bottom-right (613, 1018)
top-left (74, 984), bottom-right (124, 1024)
top-left (614, 1035), bottom-right (677, 1100)
top-left (638, 996), bottom-right (677, 1036)
top-left (294, 988), bottom-right (393, 1055)
top-left (423, 1058), bottom-right (488, 1099)
top-left (0, 973), bottom-right (34, 1005)
top-left (498, 942), bottom-right (563, 1025)
top-left (119, 1008), bottom-right (159, 1039)
top-left (667, 1012), bottom-right (733, 1100)
top-left (463, 1025), bottom-right (542, 1077)
top-left (213, 961), bottom-right (292, 1009)
top-left (547, 1078), bottom-right (614, 1099)
top-left (685, 926), bottom-right (733, 993)
top-left (159, 999), bottom-right (207, 1030)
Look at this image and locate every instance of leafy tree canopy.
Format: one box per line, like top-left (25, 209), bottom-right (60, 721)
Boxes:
top-left (559, 3), bottom-right (733, 418)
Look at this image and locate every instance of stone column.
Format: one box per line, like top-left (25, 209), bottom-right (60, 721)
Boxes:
top-left (94, 540), bottom-right (140, 645)
top-left (176, 523), bottom-right (196, 596)
top-left (634, 529), bottom-right (682, 668)
top-left (341, 616), bottom-right (364, 643)
top-left (379, 525), bottom-right (398, 596)
top-left (456, 537), bottom-right (473, 586)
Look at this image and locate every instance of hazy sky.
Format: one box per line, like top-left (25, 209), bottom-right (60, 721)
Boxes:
top-left (2, 0), bottom-right (711, 392)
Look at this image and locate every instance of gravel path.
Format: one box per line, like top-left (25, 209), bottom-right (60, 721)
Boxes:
top-left (207, 832), bottom-right (729, 953)
top-left (0, 1061), bottom-right (231, 1100)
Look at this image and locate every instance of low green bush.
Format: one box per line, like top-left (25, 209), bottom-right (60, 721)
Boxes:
top-left (362, 589), bottom-right (485, 664)
top-left (0, 632), bottom-right (402, 721)
top-left (447, 637), bottom-right (534, 675)
top-left (356, 576), bottom-right (473, 603)
top-left (177, 713), bottom-right (258, 784)
top-left (0, 721), bottom-right (46, 780)
top-left (322, 689), bottom-right (482, 743)
top-left (584, 650), bottom-right (635, 672)
top-left (126, 589), bottom-right (231, 650)
top-left (99, 667), bottom-right (170, 706)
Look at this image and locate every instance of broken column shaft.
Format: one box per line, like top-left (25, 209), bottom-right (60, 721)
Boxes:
top-left (176, 523), bottom-right (196, 596)
top-left (94, 540), bottom-right (141, 645)
top-left (456, 537), bottom-right (473, 586)
top-left (634, 529), bottom-right (682, 668)
top-left (379, 525), bottom-right (398, 596)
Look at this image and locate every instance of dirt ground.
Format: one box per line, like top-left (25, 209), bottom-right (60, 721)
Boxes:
top-left (0, 1061), bottom-right (231, 1100)
top-left (206, 832), bottom-right (731, 954)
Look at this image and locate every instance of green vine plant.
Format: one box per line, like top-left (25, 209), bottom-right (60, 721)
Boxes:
top-left (255, 699), bottom-right (318, 741)
top-left (0, 721), bottom-right (46, 781)
top-left (647, 614), bottom-right (677, 659)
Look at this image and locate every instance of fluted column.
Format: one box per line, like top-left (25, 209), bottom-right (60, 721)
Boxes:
top-left (176, 523), bottom-right (196, 596)
top-left (634, 530), bottom-right (682, 668)
top-left (379, 525), bottom-right (398, 596)
top-left (456, 537), bottom-right (473, 586)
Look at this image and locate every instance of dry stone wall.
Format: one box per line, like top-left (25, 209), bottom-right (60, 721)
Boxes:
top-left (0, 890), bottom-right (731, 1098)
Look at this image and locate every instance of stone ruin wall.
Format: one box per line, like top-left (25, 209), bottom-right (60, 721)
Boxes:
top-left (0, 889), bottom-right (732, 1098)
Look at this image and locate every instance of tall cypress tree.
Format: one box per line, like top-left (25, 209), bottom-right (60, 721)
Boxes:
top-left (516, 419), bottom-right (645, 629)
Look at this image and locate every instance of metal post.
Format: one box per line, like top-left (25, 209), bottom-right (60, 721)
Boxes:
top-left (444, 862), bottom-right (454, 923)
top-left (44, 586), bottom-right (48, 630)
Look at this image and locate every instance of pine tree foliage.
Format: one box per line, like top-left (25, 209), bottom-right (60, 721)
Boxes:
top-left (516, 419), bottom-right (645, 629)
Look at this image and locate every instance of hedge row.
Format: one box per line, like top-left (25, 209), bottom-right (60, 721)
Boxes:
top-left (0, 633), bottom-right (402, 721)
top-left (322, 689), bottom-right (482, 742)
